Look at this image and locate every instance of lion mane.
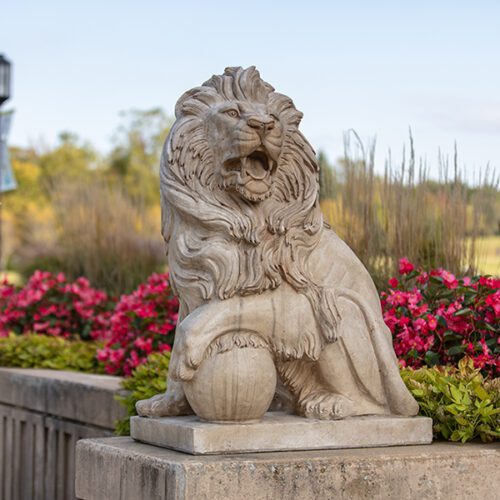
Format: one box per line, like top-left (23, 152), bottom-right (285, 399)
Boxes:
top-left (160, 66), bottom-right (339, 343)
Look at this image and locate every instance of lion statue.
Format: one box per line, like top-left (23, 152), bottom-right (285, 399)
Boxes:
top-left (136, 66), bottom-right (418, 420)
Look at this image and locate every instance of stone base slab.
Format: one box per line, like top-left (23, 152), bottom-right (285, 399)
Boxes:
top-left (75, 437), bottom-right (500, 500)
top-left (130, 412), bottom-right (432, 454)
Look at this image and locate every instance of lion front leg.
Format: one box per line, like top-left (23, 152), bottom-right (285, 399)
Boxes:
top-left (136, 331), bottom-right (194, 417)
top-left (168, 301), bottom-right (238, 382)
top-left (135, 377), bottom-right (193, 417)
top-left (169, 295), bottom-right (276, 382)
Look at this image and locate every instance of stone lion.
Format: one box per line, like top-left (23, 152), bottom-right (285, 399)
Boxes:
top-left (137, 66), bottom-right (419, 420)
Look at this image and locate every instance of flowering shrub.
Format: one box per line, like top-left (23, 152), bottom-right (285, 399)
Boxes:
top-left (382, 259), bottom-right (499, 376)
top-left (0, 271), bottom-right (113, 340)
top-left (97, 273), bottom-right (178, 376)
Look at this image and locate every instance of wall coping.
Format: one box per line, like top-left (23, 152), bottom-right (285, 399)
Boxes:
top-left (0, 367), bottom-right (126, 429)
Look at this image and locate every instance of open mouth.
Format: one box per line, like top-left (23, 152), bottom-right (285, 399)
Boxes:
top-left (223, 148), bottom-right (274, 179)
top-left (244, 151), bottom-right (270, 180)
top-left (222, 148), bottom-right (275, 201)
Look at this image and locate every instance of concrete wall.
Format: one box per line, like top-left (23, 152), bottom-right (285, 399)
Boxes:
top-left (0, 368), bottom-right (126, 500)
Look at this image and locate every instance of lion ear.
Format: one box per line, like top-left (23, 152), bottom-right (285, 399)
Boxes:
top-left (175, 87), bottom-right (221, 118)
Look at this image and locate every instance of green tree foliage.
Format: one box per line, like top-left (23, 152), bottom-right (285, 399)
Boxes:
top-left (108, 108), bottom-right (172, 205)
top-left (38, 132), bottom-right (98, 191)
top-left (4, 110), bottom-right (171, 291)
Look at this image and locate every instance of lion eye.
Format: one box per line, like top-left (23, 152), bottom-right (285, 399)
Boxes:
top-left (225, 109), bottom-right (239, 118)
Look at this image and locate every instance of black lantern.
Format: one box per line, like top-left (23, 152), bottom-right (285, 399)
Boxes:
top-left (0, 54), bottom-right (12, 106)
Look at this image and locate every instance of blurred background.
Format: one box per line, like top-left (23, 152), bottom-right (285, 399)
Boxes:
top-left (1, 0), bottom-right (499, 293)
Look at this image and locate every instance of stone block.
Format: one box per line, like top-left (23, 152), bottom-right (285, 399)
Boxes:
top-left (130, 412), bottom-right (432, 454)
top-left (75, 437), bottom-right (500, 500)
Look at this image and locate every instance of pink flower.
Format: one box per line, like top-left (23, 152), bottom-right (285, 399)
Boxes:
top-left (416, 272), bottom-right (429, 285)
top-left (383, 262), bottom-right (499, 376)
top-left (427, 315), bottom-right (437, 331)
top-left (398, 258), bottom-right (414, 275)
top-left (97, 273), bottom-right (178, 375)
top-left (134, 336), bottom-right (153, 354)
top-left (96, 350), bottom-right (108, 362)
top-left (388, 277), bottom-right (399, 288)
top-left (485, 291), bottom-right (500, 317)
top-left (441, 270), bottom-right (458, 289)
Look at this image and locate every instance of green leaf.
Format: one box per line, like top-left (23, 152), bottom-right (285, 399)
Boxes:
top-left (446, 345), bottom-right (466, 356)
top-left (436, 315), bottom-right (448, 328)
top-left (444, 331), bottom-right (462, 340)
top-left (454, 415), bottom-right (469, 426)
top-left (473, 384), bottom-right (489, 401)
top-left (446, 404), bottom-right (460, 415)
top-left (425, 351), bottom-right (440, 367)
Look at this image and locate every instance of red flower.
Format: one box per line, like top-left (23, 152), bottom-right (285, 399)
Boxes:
top-left (98, 273), bottom-right (178, 376)
top-left (441, 270), bottom-right (458, 290)
top-left (0, 272), bottom-right (113, 340)
top-left (485, 291), bottom-right (500, 317)
top-left (427, 314), bottom-right (437, 331)
top-left (398, 258), bottom-right (414, 275)
top-left (388, 277), bottom-right (399, 288)
top-left (384, 262), bottom-right (499, 376)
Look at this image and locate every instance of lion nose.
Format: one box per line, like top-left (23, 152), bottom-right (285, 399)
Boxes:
top-left (247, 116), bottom-right (275, 132)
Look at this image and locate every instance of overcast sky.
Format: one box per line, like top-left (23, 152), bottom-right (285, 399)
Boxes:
top-left (2, 0), bottom-right (500, 179)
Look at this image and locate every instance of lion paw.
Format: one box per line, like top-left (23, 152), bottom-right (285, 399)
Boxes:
top-left (169, 349), bottom-right (201, 381)
top-left (298, 392), bottom-right (353, 420)
top-left (135, 391), bottom-right (193, 417)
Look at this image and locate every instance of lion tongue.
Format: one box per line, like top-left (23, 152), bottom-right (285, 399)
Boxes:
top-left (243, 154), bottom-right (268, 180)
top-left (244, 179), bottom-right (270, 195)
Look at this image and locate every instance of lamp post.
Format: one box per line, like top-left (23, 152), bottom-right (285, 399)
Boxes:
top-left (0, 54), bottom-right (12, 270)
top-left (0, 54), bottom-right (11, 106)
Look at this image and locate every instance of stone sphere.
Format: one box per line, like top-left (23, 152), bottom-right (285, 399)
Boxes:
top-left (183, 346), bottom-right (277, 423)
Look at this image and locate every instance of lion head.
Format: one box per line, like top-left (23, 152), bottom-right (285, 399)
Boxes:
top-left (160, 67), bottom-right (337, 338)
top-left (202, 87), bottom-right (283, 202)
top-left (166, 66), bottom-right (310, 203)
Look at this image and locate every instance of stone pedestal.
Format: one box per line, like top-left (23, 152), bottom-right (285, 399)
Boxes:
top-left (75, 437), bottom-right (500, 500)
top-left (130, 412), bottom-right (432, 454)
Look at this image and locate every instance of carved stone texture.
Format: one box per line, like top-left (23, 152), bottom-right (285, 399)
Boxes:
top-left (136, 66), bottom-right (419, 423)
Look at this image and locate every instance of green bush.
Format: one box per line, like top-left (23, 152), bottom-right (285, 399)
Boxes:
top-left (0, 333), bottom-right (103, 373)
top-left (115, 351), bottom-right (170, 435)
top-left (401, 358), bottom-right (500, 443)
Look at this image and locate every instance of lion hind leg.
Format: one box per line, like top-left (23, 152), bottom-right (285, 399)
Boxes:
top-left (277, 340), bottom-right (389, 420)
top-left (277, 359), bottom-right (359, 419)
top-left (298, 391), bottom-right (354, 420)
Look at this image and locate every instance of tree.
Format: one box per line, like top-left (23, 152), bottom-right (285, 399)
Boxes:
top-left (37, 132), bottom-right (98, 192)
top-left (107, 108), bottom-right (172, 205)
